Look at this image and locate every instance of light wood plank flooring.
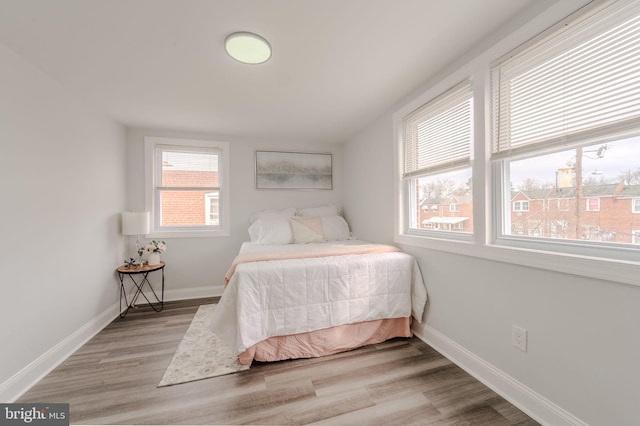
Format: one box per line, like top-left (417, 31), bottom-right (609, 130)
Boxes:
top-left (19, 298), bottom-right (538, 425)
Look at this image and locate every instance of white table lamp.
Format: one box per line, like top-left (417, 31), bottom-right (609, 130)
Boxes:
top-left (122, 211), bottom-right (150, 263)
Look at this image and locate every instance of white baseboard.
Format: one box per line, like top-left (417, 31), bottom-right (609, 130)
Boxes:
top-left (164, 284), bottom-right (224, 301)
top-left (0, 302), bottom-right (119, 403)
top-left (0, 285), bottom-right (222, 403)
top-left (411, 322), bottom-right (588, 426)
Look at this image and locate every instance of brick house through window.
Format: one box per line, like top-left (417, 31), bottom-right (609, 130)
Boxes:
top-left (161, 168), bottom-right (219, 227)
top-left (506, 183), bottom-right (640, 243)
top-left (418, 194), bottom-right (472, 232)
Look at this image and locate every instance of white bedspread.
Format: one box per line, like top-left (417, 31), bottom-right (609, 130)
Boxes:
top-left (209, 241), bottom-right (427, 355)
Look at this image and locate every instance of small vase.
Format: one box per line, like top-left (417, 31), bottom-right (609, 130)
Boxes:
top-left (147, 252), bottom-right (161, 266)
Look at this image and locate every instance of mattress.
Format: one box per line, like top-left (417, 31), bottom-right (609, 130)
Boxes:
top-left (209, 240), bottom-right (427, 364)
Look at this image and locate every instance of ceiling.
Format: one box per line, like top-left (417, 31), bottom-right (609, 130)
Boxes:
top-left (0, 0), bottom-right (545, 144)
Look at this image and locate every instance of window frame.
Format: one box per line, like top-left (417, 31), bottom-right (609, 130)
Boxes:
top-left (398, 79), bottom-right (475, 242)
top-left (144, 136), bottom-right (230, 238)
top-left (585, 198), bottom-right (600, 212)
top-left (492, 146), bottom-right (640, 262)
top-left (632, 198), bottom-right (640, 213)
top-left (393, 0), bottom-right (640, 288)
top-left (490, 0), bottom-right (640, 262)
top-left (204, 192), bottom-right (220, 226)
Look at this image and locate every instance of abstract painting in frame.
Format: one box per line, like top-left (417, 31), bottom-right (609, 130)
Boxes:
top-left (255, 151), bottom-right (332, 190)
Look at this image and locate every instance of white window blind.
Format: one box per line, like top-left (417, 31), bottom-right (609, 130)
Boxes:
top-left (491, 0), bottom-right (640, 158)
top-left (403, 80), bottom-right (473, 178)
top-left (156, 146), bottom-right (220, 189)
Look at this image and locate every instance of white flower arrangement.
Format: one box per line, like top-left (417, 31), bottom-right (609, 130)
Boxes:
top-left (138, 240), bottom-right (166, 257)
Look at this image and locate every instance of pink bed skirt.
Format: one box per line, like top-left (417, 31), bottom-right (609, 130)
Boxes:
top-left (238, 317), bottom-right (412, 365)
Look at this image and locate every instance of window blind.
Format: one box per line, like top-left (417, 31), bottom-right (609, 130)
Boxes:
top-left (402, 80), bottom-right (473, 178)
top-left (491, 0), bottom-right (640, 158)
top-left (156, 145), bottom-right (220, 189)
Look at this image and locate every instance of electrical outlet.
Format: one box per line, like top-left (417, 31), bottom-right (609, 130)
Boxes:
top-left (512, 325), bottom-right (527, 352)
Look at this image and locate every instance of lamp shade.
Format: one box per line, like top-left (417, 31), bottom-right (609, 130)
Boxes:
top-left (122, 211), bottom-right (150, 235)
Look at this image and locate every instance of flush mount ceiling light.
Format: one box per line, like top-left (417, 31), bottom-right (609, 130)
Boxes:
top-left (225, 31), bottom-right (271, 64)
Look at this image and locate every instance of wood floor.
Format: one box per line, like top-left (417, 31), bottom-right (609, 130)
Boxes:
top-left (19, 298), bottom-right (539, 425)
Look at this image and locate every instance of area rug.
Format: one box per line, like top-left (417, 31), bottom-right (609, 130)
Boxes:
top-left (158, 304), bottom-right (249, 387)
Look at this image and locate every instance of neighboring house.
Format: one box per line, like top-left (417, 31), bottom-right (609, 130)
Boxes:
top-left (510, 182), bottom-right (640, 244)
top-left (417, 183), bottom-right (640, 244)
top-left (419, 193), bottom-right (473, 232)
top-left (161, 169), bottom-right (219, 226)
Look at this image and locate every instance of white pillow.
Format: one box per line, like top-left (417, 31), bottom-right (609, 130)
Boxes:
top-left (290, 217), bottom-right (325, 243)
top-left (321, 216), bottom-right (351, 241)
top-left (247, 217), bottom-right (293, 244)
top-left (299, 203), bottom-right (341, 217)
top-left (249, 207), bottom-right (297, 224)
top-left (247, 220), bottom-right (261, 242)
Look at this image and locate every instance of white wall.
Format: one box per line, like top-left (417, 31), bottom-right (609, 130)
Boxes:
top-left (343, 116), bottom-right (394, 244)
top-left (125, 128), bottom-right (344, 296)
top-left (343, 2), bottom-right (640, 425)
top-left (0, 44), bottom-right (127, 400)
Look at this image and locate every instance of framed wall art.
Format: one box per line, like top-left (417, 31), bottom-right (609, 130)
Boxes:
top-left (255, 151), bottom-right (332, 190)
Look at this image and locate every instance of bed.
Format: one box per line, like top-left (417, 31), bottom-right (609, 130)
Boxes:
top-left (208, 205), bottom-right (428, 365)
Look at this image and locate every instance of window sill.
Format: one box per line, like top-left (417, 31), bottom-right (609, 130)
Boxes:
top-left (395, 233), bottom-right (640, 288)
top-left (147, 229), bottom-right (229, 239)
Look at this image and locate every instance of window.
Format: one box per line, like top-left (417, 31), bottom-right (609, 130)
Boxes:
top-left (145, 137), bottom-right (230, 237)
top-left (557, 199), bottom-right (570, 212)
top-left (585, 198), bottom-right (600, 212)
top-left (401, 80), bottom-right (473, 236)
top-left (492, 0), bottom-right (640, 250)
top-left (205, 193), bottom-right (219, 225)
top-left (394, 0), bottom-right (640, 285)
